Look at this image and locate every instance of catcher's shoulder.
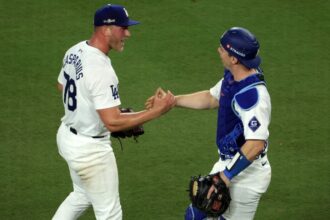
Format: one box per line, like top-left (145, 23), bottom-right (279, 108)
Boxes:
top-left (234, 87), bottom-right (259, 110)
top-left (234, 84), bottom-right (270, 110)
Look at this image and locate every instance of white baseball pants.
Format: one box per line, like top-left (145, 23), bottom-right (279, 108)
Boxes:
top-left (52, 123), bottom-right (122, 220)
top-left (209, 155), bottom-right (271, 220)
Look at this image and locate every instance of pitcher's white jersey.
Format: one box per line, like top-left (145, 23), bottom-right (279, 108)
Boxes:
top-left (58, 41), bottom-right (121, 137)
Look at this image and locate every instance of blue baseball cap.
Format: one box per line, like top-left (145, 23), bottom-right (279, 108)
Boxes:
top-left (94, 4), bottom-right (140, 27)
top-left (220, 27), bottom-right (261, 69)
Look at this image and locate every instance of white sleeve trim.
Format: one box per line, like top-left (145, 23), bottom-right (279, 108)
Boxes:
top-left (210, 78), bottom-right (223, 100)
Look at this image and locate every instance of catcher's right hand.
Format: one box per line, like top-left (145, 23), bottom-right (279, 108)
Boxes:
top-left (188, 173), bottom-right (231, 217)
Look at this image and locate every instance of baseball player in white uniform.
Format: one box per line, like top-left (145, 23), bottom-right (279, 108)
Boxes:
top-left (146, 27), bottom-right (271, 220)
top-left (52, 4), bottom-right (175, 220)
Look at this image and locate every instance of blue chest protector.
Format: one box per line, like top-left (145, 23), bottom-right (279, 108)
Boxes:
top-left (216, 70), bottom-right (265, 159)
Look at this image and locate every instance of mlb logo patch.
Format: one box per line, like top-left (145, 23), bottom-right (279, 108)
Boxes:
top-left (248, 116), bottom-right (260, 132)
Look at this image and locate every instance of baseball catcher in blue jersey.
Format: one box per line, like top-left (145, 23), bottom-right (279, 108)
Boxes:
top-left (146, 27), bottom-right (272, 220)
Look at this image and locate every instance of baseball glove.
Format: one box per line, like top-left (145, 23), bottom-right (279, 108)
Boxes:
top-left (111, 108), bottom-right (144, 147)
top-left (188, 173), bottom-right (231, 217)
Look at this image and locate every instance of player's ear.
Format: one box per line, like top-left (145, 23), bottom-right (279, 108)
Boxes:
top-left (101, 26), bottom-right (112, 37)
top-left (231, 56), bottom-right (239, 65)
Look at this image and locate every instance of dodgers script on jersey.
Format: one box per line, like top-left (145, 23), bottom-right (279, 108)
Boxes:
top-left (58, 41), bottom-right (121, 137)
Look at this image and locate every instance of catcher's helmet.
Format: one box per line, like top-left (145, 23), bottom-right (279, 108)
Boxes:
top-left (220, 27), bottom-right (261, 69)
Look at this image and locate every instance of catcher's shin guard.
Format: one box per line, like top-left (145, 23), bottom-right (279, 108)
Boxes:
top-left (185, 204), bottom-right (207, 220)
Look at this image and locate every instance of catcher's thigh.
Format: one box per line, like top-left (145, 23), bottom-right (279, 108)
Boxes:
top-left (210, 156), bottom-right (271, 220)
top-left (222, 186), bottom-right (261, 220)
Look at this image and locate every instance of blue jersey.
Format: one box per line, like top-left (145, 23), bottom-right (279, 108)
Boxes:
top-left (216, 70), bottom-right (266, 159)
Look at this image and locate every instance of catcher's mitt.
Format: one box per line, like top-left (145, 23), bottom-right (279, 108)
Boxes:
top-left (188, 173), bottom-right (231, 217)
top-left (111, 108), bottom-right (144, 148)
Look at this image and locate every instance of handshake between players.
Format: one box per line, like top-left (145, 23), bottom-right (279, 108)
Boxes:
top-left (147, 88), bottom-right (176, 113)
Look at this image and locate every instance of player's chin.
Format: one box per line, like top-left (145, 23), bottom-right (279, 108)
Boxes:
top-left (115, 44), bottom-right (125, 52)
top-left (119, 40), bottom-right (126, 51)
top-left (111, 42), bottom-right (125, 52)
top-left (112, 48), bottom-right (124, 52)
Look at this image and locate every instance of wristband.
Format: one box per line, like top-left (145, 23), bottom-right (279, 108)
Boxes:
top-left (223, 151), bottom-right (252, 180)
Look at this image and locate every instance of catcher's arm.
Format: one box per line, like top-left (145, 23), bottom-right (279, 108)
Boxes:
top-left (211, 140), bottom-right (266, 188)
top-left (145, 90), bottom-right (218, 110)
top-left (206, 140), bottom-right (265, 202)
top-left (175, 90), bottom-right (219, 109)
top-left (241, 140), bottom-right (265, 160)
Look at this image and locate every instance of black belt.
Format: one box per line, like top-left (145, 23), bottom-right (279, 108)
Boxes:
top-left (69, 127), bottom-right (106, 139)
